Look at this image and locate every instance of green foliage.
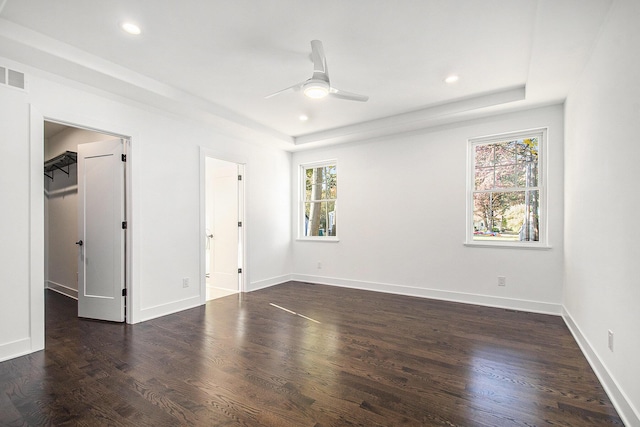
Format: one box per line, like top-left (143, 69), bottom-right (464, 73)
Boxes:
top-left (505, 204), bottom-right (525, 232)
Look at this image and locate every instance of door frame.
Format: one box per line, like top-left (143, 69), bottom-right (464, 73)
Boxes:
top-left (31, 106), bottom-right (136, 334)
top-left (199, 147), bottom-right (247, 303)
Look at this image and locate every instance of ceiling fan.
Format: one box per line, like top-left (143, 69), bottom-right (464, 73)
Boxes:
top-left (265, 40), bottom-right (369, 102)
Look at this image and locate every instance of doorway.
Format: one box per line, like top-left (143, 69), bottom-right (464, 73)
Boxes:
top-left (204, 156), bottom-right (244, 301)
top-left (44, 121), bottom-right (129, 321)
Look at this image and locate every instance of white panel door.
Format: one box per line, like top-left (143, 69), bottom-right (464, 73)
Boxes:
top-left (207, 158), bottom-right (239, 292)
top-left (77, 139), bottom-right (125, 322)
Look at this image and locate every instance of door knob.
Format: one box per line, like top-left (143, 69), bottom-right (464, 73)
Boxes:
top-left (75, 240), bottom-right (83, 246)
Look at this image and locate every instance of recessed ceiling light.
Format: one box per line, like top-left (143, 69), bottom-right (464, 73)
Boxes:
top-left (445, 75), bottom-right (459, 84)
top-left (299, 114), bottom-right (309, 121)
top-left (120, 22), bottom-right (141, 35)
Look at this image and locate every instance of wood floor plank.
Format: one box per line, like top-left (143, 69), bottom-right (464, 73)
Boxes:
top-left (0, 282), bottom-right (624, 426)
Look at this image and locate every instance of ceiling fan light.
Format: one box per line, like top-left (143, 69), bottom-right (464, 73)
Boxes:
top-left (303, 82), bottom-right (329, 99)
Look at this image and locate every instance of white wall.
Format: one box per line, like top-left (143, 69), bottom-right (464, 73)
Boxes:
top-left (0, 58), bottom-right (292, 361)
top-left (0, 87), bottom-right (32, 360)
top-left (564, 0), bottom-right (640, 423)
top-left (45, 162), bottom-right (77, 297)
top-left (45, 127), bottom-right (113, 298)
top-left (292, 105), bottom-right (565, 314)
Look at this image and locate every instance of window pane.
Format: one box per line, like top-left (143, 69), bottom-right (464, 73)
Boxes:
top-left (475, 166), bottom-right (494, 190)
top-left (475, 140), bottom-right (538, 191)
top-left (473, 190), bottom-right (539, 242)
top-left (305, 165), bottom-right (337, 201)
top-left (475, 144), bottom-right (494, 167)
top-left (306, 167), bottom-right (325, 201)
top-left (517, 138), bottom-right (539, 185)
top-left (494, 143), bottom-right (515, 165)
top-left (325, 165), bottom-right (337, 198)
top-left (521, 161), bottom-right (539, 188)
top-left (514, 163), bottom-right (527, 187)
top-left (304, 201), bottom-right (337, 236)
top-left (494, 165), bottom-right (518, 188)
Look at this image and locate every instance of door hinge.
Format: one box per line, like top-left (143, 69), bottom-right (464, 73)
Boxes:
top-left (238, 268), bottom-right (242, 274)
top-left (121, 154), bottom-right (127, 162)
top-left (122, 221), bottom-right (127, 229)
top-left (238, 221), bottom-right (242, 227)
top-left (238, 175), bottom-right (242, 181)
top-left (122, 288), bottom-right (127, 297)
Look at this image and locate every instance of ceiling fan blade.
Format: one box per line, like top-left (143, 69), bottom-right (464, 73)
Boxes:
top-left (310, 40), bottom-right (327, 75)
top-left (265, 82), bottom-right (304, 99)
top-left (329, 87), bottom-right (369, 102)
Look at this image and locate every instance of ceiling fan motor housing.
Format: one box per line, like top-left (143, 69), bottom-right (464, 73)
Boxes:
top-left (303, 77), bottom-right (330, 99)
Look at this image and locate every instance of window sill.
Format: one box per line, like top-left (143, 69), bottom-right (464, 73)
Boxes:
top-left (297, 237), bottom-right (340, 243)
top-left (464, 241), bottom-right (552, 250)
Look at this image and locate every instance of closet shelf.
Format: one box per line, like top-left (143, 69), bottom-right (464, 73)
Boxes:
top-left (44, 151), bottom-right (77, 180)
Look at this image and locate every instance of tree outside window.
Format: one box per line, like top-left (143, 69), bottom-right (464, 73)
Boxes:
top-left (470, 130), bottom-right (545, 244)
top-left (302, 163), bottom-right (337, 238)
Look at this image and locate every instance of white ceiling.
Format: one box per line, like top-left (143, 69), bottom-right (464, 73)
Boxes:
top-left (0, 0), bottom-right (613, 150)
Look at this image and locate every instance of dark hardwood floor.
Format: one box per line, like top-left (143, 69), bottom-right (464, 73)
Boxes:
top-left (0, 282), bottom-right (623, 426)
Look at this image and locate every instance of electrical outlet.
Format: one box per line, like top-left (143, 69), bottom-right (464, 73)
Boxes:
top-left (182, 277), bottom-right (190, 288)
top-left (317, 261), bottom-right (322, 269)
top-left (608, 330), bottom-right (614, 351)
top-left (498, 276), bottom-right (506, 286)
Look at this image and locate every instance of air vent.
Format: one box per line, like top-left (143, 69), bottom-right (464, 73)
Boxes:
top-left (0, 66), bottom-right (27, 91)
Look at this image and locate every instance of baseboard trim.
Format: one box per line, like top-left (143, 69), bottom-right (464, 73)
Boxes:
top-left (291, 274), bottom-right (562, 315)
top-left (46, 281), bottom-right (78, 300)
top-left (139, 296), bottom-right (202, 323)
top-left (0, 337), bottom-right (33, 363)
top-left (562, 307), bottom-right (639, 427)
top-left (249, 274), bottom-right (292, 292)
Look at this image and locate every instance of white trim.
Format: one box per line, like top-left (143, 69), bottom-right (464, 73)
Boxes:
top-left (299, 160), bottom-right (338, 239)
top-left (46, 281), bottom-right (78, 299)
top-left (463, 242), bottom-right (552, 250)
top-left (562, 307), bottom-right (640, 427)
top-left (31, 109), bottom-right (139, 325)
top-left (249, 274), bottom-right (292, 292)
top-left (138, 296), bottom-right (202, 323)
top-left (291, 274), bottom-right (562, 315)
top-left (296, 237), bottom-right (340, 243)
top-left (29, 105), bottom-right (45, 355)
top-left (293, 86), bottom-right (527, 147)
top-left (0, 338), bottom-right (32, 363)
top-left (199, 147), bottom-right (248, 305)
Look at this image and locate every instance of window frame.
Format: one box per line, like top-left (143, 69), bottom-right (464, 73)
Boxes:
top-left (465, 128), bottom-right (550, 249)
top-left (298, 160), bottom-right (339, 242)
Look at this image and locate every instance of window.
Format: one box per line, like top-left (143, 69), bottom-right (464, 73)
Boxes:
top-left (300, 161), bottom-right (337, 239)
top-left (468, 129), bottom-right (546, 246)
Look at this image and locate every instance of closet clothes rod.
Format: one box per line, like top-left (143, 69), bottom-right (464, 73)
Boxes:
top-left (44, 150), bottom-right (77, 180)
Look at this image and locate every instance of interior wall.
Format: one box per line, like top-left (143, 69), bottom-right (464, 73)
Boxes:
top-left (563, 0), bottom-right (640, 423)
top-left (44, 127), bottom-right (113, 298)
top-left (0, 86), bottom-right (31, 361)
top-left (292, 105), bottom-right (565, 314)
top-left (0, 57), bottom-right (292, 361)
